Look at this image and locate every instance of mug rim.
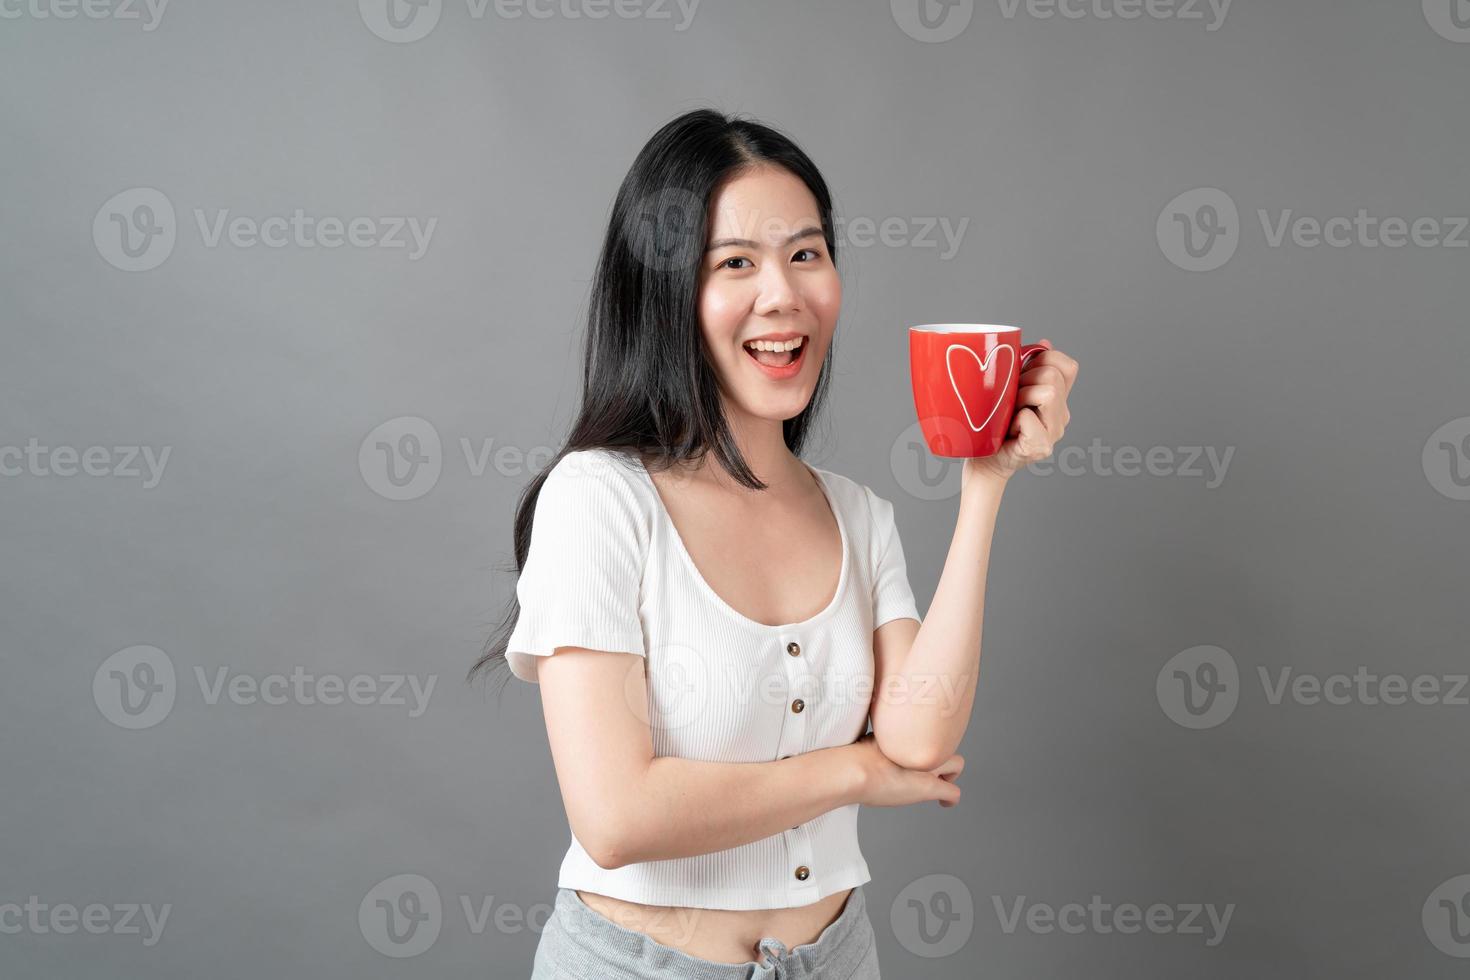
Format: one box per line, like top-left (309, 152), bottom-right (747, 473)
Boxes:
top-left (909, 323), bottom-right (1020, 333)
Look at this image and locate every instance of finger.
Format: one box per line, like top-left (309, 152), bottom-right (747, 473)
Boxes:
top-left (935, 780), bottom-right (961, 806)
top-left (1013, 407), bottom-right (1053, 461)
top-left (1016, 383), bottom-right (1064, 439)
top-left (1022, 349), bottom-right (1078, 392)
top-left (1017, 364), bottom-right (1068, 434)
top-left (1018, 363), bottom-right (1066, 388)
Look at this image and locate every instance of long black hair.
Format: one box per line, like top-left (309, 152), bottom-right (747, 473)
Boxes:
top-left (468, 107), bottom-right (841, 689)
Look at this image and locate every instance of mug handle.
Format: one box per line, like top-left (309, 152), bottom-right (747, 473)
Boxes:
top-left (1018, 342), bottom-right (1049, 370)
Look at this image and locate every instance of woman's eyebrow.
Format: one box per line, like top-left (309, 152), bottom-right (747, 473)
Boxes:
top-left (705, 226), bottom-right (824, 253)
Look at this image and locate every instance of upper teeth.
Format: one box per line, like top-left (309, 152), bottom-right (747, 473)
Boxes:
top-left (744, 336), bottom-right (805, 352)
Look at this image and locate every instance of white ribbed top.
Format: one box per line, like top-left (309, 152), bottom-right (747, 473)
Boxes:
top-left (506, 447), bottom-right (923, 910)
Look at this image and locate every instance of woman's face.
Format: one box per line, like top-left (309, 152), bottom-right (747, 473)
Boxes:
top-left (697, 165), bottom-right (840, 424)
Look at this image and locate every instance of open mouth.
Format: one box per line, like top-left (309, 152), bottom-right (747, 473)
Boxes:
top-left (742, 334), bottom-right (808, 370)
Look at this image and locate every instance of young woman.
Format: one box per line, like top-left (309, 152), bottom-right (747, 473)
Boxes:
top-left (469, 108), bottom-right (1077, 978)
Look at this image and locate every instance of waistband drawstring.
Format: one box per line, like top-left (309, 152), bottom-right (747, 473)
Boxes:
top-left (753, 936), bottom-right (791, 978)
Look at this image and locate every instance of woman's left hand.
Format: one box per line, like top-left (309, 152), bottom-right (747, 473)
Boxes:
top-left (963, 339), bottom-right (1078, 487)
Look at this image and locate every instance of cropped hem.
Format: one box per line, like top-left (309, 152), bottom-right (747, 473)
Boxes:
top-left (557, 861), bottom-right (872, 911)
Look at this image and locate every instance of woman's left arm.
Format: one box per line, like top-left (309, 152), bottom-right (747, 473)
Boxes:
top-left (870, 341), bottom-right (1078, 772)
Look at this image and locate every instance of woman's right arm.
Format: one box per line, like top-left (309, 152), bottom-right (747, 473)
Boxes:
top-left (537, 647), bottom-right (963, 869)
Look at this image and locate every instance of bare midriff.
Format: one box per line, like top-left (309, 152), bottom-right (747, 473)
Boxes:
top-left (575, 887), bottom-right (852, 965)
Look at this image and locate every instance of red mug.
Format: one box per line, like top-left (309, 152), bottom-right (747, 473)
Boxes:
top-left (909, 324), bottom-right (1048, 458)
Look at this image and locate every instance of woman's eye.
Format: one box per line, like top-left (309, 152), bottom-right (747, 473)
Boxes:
top-left (717, 249), bottom-right (821, 271)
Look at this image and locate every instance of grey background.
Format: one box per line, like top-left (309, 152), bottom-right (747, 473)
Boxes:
top-left (3, 0), bottom-right (1468, 976)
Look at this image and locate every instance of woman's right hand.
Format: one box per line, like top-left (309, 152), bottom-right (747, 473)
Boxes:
top-left (846, 731), bottom-right (963, 809)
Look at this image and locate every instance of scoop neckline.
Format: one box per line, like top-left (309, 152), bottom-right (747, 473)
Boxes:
top-left (627, 453), bottom-right (850, 633)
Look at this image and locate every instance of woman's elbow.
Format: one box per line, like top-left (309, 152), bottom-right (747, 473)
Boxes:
top-left (576, 812), bottom-right (637, 870)
top-left (587, 838), bottom-right (632, 870)
top-left (876, 731), bottom-right (950, 772)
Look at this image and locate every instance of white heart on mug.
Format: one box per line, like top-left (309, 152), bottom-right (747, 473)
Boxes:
top-left (945, 343), bottom-right (1015, 433)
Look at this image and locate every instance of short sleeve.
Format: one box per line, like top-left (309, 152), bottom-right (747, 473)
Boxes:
top-left (505, 451), bottom-right (649, 683)
top-left (866, 487), bottom-right (922, 629)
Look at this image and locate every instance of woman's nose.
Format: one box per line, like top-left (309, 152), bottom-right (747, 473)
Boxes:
top-left (754, 262), bottom-right (800, 315)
